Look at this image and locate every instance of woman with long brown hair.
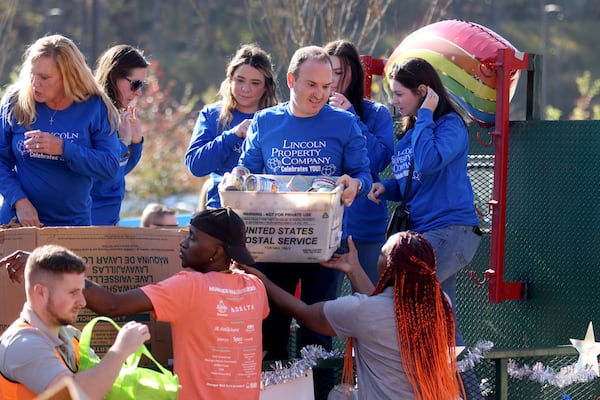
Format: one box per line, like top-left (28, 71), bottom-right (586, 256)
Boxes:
top-left (185, 43), bottom-right (278, 209)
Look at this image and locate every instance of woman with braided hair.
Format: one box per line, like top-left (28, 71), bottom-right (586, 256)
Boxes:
top-left (243, 232), bottom-right (464, 399)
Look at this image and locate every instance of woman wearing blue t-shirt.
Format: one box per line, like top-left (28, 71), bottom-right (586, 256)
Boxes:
top-left (0, 35), bottom-right (120, 227)
top-left (185, 44), bottom-right (278, 209)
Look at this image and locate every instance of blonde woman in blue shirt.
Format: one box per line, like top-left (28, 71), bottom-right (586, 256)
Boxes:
top-left (0, 35), bottom-right (120, 226)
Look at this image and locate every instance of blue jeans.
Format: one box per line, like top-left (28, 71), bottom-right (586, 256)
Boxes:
top-left (352, 239), bottom-right (386, 287)
top-left (336, 238), bottom-right (385, 294)
top-left (422, 225), bottom-right (481, 346)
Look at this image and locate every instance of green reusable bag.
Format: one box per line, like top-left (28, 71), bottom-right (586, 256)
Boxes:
top-left (78, 316), bottom-right (179, 400)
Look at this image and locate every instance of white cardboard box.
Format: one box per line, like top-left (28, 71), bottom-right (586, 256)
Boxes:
top-left (219, 175), bottom-right (344, 263)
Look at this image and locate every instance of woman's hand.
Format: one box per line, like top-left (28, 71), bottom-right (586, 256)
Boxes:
top-left (234, 262), bottom-right (267, 281)
top-left (421, 86), bottom-right (439, 112)
top-left (14, 198), bottom-right (42, 227)
top-left (368, 182), bottom-right (385, 204)
top-left (320, 236), bottom-right (360, 275)
top-left (329, 91), bottom-right (351, 111)
top-left (234, 119), bottom-right (252, 138)
top-left (321, 236), bottom-right (375, 295)
top-left (24, 130), bottom-right (63, 156)
top-left (2, 250), bottom-right (30, 283)
top-left (120, 107), bottom-right (143, 145)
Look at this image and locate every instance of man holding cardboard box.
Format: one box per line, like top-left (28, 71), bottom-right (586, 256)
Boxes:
top-left (238, 45), bottom-right (372, 365)
top-left (3, 208), bottom-right (269, 400)
top-left (80, 208), bottom-right (268, 400)
top-left (0, 244), bottom-right (149, 400)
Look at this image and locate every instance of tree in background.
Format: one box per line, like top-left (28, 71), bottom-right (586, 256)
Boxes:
top-left (241, 0), bottom-right (393, 82)
top-left (0, 0), bottom-right (17, 81)
top-left (545, 70), bottom-right (600, 120)
top-left (239, 0), bottom-right (454, 105)
top-left (570, 71), bottom-right (600, 120)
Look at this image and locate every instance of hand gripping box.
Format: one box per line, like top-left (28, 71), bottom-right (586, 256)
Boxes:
top-left (0, 226), bottom-right (186, 367)
top-left (219, 175), bottom-right (345, 263)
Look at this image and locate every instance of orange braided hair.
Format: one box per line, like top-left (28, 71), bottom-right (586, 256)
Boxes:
top-left (372, 231), bottom-right (465, 400)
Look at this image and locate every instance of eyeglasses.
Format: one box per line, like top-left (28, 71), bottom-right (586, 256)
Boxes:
top-left (123, 77), bottom-right (145, 92)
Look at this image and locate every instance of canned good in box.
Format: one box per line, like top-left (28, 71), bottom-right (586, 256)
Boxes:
top-left (309, 176), bottom-right (337, 192)
top-left (221, 172), bottom-right (244, 191)
top-left (232, 166), bottom-right (250, 180)
top-left (287, 175), bottom-right (312, 192)
top-left (245, 175), bottom-right (279, 192)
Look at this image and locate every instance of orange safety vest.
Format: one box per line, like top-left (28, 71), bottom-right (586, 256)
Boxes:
top-left (0, 321), bottom-right (80, 400)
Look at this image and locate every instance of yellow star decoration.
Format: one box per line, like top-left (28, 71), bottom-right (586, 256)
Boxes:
top-left (570, 321), bottom-right (600, 376)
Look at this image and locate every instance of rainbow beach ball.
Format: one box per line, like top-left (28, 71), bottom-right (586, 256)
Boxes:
top-left (385, 20), bottom-right (520, 127)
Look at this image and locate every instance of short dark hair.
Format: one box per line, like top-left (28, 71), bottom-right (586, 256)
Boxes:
top-left (288, 46), bottom-right (331, 79)
top-left (26, 244), bottom-right (86, 286)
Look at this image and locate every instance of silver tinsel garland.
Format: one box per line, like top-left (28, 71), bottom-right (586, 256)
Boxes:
top-left (260, 339), bottom-right (598, 392)
top-left (507, 359), bottom-right (598, 388)
top-left (261, 340), bottom-right (495, 389)
top-left (261, 345), bottom-right (343, 388)
top-left (457, 340), bottom-right (495, 372)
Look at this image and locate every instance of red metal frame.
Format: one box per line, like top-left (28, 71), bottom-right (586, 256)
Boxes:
top-left (486, 48), bottom-right (529, 302)
top-left (360, 55), bottom-right (385, 99)
top-left (361, 49), bottom-right (530, 302)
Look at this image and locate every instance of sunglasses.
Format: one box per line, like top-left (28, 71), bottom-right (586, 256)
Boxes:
top-left (124, 77), bottom-right (145, 92)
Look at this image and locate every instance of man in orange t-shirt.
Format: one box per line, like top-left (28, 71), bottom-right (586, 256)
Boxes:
top-left (81, 208), bottom-right (269, 400)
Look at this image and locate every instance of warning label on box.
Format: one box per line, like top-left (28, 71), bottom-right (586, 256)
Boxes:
top-left (240, 210), bottom-right (341, 262)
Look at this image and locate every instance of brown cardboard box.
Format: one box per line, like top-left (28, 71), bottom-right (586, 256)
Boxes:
top-left (0, 226), bottom-right (186, 367)
top-left (219, 175), bottom-right (345, 263)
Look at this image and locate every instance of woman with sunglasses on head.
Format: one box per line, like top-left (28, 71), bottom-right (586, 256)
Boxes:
top-left (0, 34), bottom-right (120, 227)
top-left (323, 39), bottom-right (394, 286)
top-left (91, 45), bottom-right (149, 225)
top-left (185, 43), bottom-right (278, 209)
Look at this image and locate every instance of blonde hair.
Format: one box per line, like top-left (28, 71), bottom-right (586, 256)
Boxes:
top-left (4, 34), bottom-right (118, 132)
top-left (217, 43), bottom-right (277, 128)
